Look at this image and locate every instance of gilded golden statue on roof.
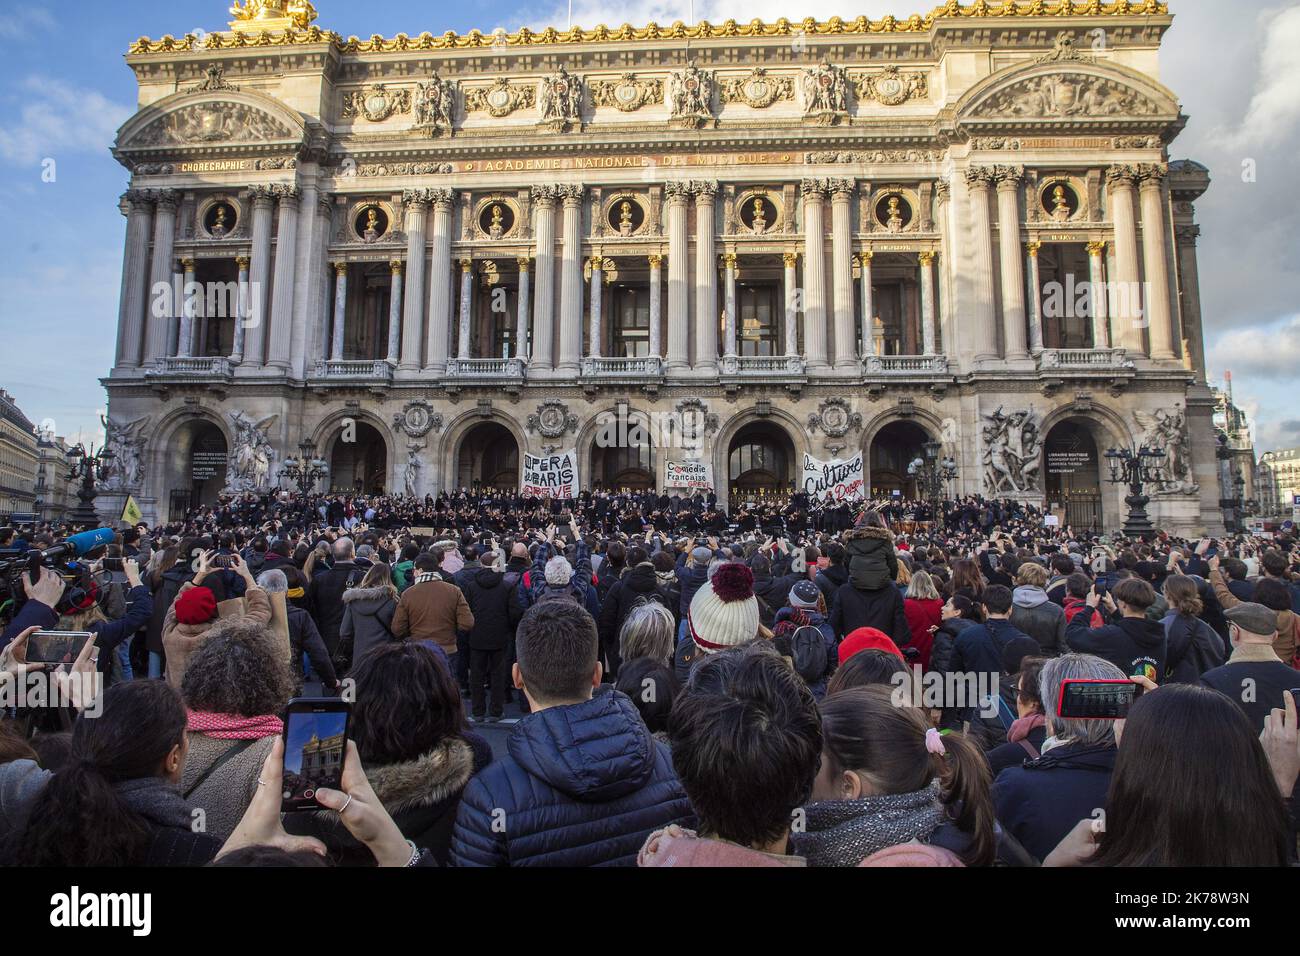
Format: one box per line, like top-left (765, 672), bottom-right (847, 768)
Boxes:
top-left (228, 0), bottom-right (318, 32)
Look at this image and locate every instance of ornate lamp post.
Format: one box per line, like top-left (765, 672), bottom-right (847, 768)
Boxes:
top-left (279, 440), bottom-right (329, 493)
top-left (1105, 444), bottom-right (1163, 539)
top-left (908, 440), bottom-right (958, 527)
top-left (66, 443), bottom-right (115, 529)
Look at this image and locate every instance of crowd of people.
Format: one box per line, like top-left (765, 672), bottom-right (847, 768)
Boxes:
top-left (0, 487), bottom-right (1297, 868)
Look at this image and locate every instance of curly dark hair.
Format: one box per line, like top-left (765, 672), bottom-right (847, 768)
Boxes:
top-left (180, 618), bottom-right (295, 717)
top-left (349, 642), bottom-right (466, 766)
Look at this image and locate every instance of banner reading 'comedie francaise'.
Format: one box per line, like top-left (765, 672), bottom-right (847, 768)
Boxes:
top-left (801, 452), bottom-right (865, 502)
top-left (665, 459), bottom-right (714, 492)
top-left (521, 449), bottom-right (578, 499)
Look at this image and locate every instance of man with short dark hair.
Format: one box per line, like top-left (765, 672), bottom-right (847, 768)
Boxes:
top-left (1065, 577), bottom-right (1168, 682)
top-left (951, 584), bottom-right (1033, 677)
top-left (450, 602), bottom-right (692, 866)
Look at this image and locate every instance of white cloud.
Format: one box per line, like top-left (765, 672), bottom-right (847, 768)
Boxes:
top-left (520, 0), bottom-right (904, 30)
top-left (0, 8), bottom-right (56, 40)
top-left (1218, 5), bottom-right (1300, 150)
top-left (0, 75), bottom-right (132, 166)
top-left (1207, 314), bottom-right (1300, 382)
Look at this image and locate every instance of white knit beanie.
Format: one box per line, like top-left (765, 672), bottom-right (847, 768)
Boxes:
top-left (545, 554), bottom-right (574, 586)
top-left (688, 563), bottom-right (759, 654)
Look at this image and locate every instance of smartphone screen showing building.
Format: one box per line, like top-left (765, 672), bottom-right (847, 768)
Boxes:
top-left (282, 710), bottom-right (347, 807)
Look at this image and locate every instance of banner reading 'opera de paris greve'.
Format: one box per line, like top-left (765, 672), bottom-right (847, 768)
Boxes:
top-left (521, 449), bottom-right (578, 499)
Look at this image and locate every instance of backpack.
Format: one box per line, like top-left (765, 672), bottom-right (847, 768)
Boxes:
top-left (787, 624), bottom-right (829, 684)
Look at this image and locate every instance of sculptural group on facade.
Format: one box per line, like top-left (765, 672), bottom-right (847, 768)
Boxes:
top-left (97, 415), bottom-right (149, 493)
top-left (225, 411), bottom-right (277, 493)
top-left (1135, 407), bottom-right (1199, 495)
top-left (983, 407), bottom-right (1043, 496)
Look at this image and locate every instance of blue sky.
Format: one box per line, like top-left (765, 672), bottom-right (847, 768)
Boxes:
top-left (1, 1), bottom-right (1297, 452)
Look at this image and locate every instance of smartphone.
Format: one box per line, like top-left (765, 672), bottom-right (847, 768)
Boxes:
top-left (1093, 581), bottom-right (1109, 596)
top-left (1057, 679), bottom-right (1136, 720)
top-left (26, 630), bottom-right (93, 664)
top-left (281, 697), bottom-right (351, 812)
top-left (101, 557), bottom-right (125, 572)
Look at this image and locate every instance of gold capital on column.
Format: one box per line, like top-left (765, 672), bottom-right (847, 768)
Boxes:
top-left (859, 248), bottom-right (874, 263)
top-left (918, 251), bottom-right (936, 265)
top-left (179, 257), bottom-right (196, 271)
top-left (333, 261), bottom-right (348, 277)
top-left (1025, 241), bottom-right (1041, 258)
top-left (647, 254), bottom-right (663, 268)
top-left (721, 252), bottom-right (738, 270)
top-left (390, 259), bottom-right (405, 276)
top-left (236, 255), bottom-right (251, 269)
top-left (1087, 239), bottom-right (1107, 257)
top-left (517, 257), bottom-right (531, 273)
top-left (460, 258), bottom-right (473, 273)
top-left (782, 251), bottom-right (798, 267)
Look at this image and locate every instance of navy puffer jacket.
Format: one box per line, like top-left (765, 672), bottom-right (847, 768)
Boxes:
top-left (449, 690), bottom-right (693, 866)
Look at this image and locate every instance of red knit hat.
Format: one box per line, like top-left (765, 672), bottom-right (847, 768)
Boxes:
top-left (838, 627), bottom-right (904, 666)
top-left (175, 587), bottom-right (218, 626)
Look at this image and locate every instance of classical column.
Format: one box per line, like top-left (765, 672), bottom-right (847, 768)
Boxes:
top-left (783, 251), bottom-right (799, 357)
top-left (115, 190), bottom-right (154, 369)
top-left (329, 262), bottom-right (347, 361)
top-left (457, 258), bottom-right (474, 359)
top-left (266, 185), bottom-right (301, 370)
top-left (830, 179), bottom-right (856, 369)
top-left (232, 255), bottom-right (251, 363)
top-left (800, 179), bottom-right (829, 370)
top-left (722, 252), bottom-right (738, 357)
top-left (1106, 165), bottom-right (1144, 355)
top-left (177, 258), bottom-right (197, 357)
top-left (934, 180), bottom-right (953, 357)
top-left (528, 186), bottom-right (557, 372)
top-left (288, 179), bottom-right (323, 379)
top-left (516, 257), bottom-right (531, 360)
top-left (964, 168), bottom-right (998, 364)
top-left (399, 191), bottom-right (430, 370)
top-left (1087, 240), bottom-right (1111, 349)
top-left (1173, 226), bottom-right (1205, 377)
top-left (859, 248), bottom-right (875, 357)
top-left (143, 189), bottom-right (179, 364)
top-left (994, 166), bottom-right (1029, 361)
top-left (241, 186), bottom-right (275, 367)
top-left (647, 254), bottom-right (663, 358)
top-left (1026, 241), bottom-right (1044, 354)
top-left (918, 252), bottom-right (937, 356)
top-left (693, 181), bottom-right (719, 372)
top-left (587, 256), bottom-right (603, 357)
top-left (1138, 164), bottom-right (1176, 360)
top-left (425, 188), bottom-right (454, 372)
top-left (665, 183), bottom-right (691, 372)
top-left (387, 259), bottom-right (404, 363)
top-left (557, 184), bottom-right (585, 374)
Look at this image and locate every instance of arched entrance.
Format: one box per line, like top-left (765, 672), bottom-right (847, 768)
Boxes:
top-left (456, 422), bottom-right (519, 492)
top-left (727, 421), bottom-right (795, 500)
top-left (167, 420), bottom-right (229, 520)
top-left (590, 411), bottom-right (655, 491)
top-left (1043, 418), bottom-right (1104, 530)
top-left (869, 420), bottom-right (932, 498)
top-left (328, 422), bottom-right (387, 494)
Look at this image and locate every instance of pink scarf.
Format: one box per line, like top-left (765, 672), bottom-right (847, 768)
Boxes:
top-left (187, 710), bottom-right (284, 740)
top-left (1008, 712), bottom-right (1046, 743)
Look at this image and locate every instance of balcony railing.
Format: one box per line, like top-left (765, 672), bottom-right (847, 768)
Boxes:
top-left (718, 354), bottom-right (806, 377)
top-left (863, 354), bottom-right (950, 375)
top-left (580, 356), bottom-right (664, 380)
top-left (1038, 348), bottom-right (1135, 371)
top-left (445, 357), bottom-right (526, 380)
top-left (311, 359), bottom-right (394, 383)
top-left (146, 356), bottom-right (232, 378)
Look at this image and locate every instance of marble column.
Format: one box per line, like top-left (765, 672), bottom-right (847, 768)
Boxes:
top-left (241, 186), bottom-right (275, 367)
top-left (387, 259), bottom-right (404, 363)
top-left (528, 186), bottom-right (558, 372)
top-left (557, 184), bottom-right (585, 374)
top-left (1138, 164), bottom-right (1176, 360)
top-left (918, 251), bottom-right (937, 356)
top-left (693, 181), bottom-right (718, 372)
top-left (232, 255), bottom-right (251, 363)
top-left (1173, 226), bottom-right (1205, 377)
top-left (330, 262), bottom-right (348, 361)
top-left (783, 251), bottom-right (799, 357)
top-left (830, 179), bottom-right (856, 369)
top-left (266, 186), bottom-right (301, 371)
top-left (177, 258), bottom-right (197, 357)
top-left (934, 181), bottom-right (953, 357)
top-left (425, 189), bottom-right (454, 372)
top-left (1106, 165), bottom-right (1144, 355)
top-left (963, 168), bottom-right (998, 364)
top-left (516, 257), bottom-right (531, 360)
top-left (115, 190), bottom-right (154, 369)
top-left (994, 167), bottom-right (1029, 361)
top-left (399, 191), bottom-right (430, 370)
top-left (1026, 241), bottom-right (1044, 354)
top-left (1087, 240), bottom-right (1110, 349)
top-left (457, 258), bottom-right (474, 359)
top-left (665, 183), bottom-right (690, 372)
top-left (143, 189), bottom-right (179, 364)
top-left (722, 252), bottom-right (738, 357)
top-left (648, 254), bottom-right (663, 358)
top-left (859, 248), bottom-right (875, 357)
top-left (800, 180), bottom-right (829, 370)
top-left (588, 256), bottom-right (603, 357)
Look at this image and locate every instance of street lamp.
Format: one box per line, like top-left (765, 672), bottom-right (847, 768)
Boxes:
top-left (279, 440), bottom-right (329, 493)
top-left (1105, 444), bottom-right (1163, 539)
top-left (907, 440), bottom-right (959, 527)
top-left (65, 443), bottom-right (114, 529)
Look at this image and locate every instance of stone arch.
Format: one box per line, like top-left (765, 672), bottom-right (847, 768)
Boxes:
top-left (147, 406), bottom-right (235, 517)
top-left (712, 407), bottom-right (809, 509)
top-left (113, 87), bottom-right (308, 160)
top-left (438, 409), bottom-right (530, 495)
top-left (575, 405), bottom-right (657, 491)
top-left (1038, 402), bottom-right (1135, 532)
top-left (310, 409), bottom-right (396, 494)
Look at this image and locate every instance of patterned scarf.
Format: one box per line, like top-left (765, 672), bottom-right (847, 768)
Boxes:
top-left (187, 710), bottom-right (284, 740)
top-left (793, 782), bottom-right (949, 867)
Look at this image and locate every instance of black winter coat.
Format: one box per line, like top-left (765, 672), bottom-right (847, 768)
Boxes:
top-left (463, 568), bottom-right (523, 652)
top-left (752, 569), bottom-right (803, 627)
top-left (147, 566), bottom-right (192, 655)
top-left (993, 742), bottom-right (1117, 864)
top-left (814, 564), bottom-right (849, 607)
top-left (449, 691), bottom-right (693, 866)
top-left (288, 605), bottom-right (338, 687)
top-left (843, 526), bottom-right (899, 591)
top-left (1065, 606), bottom-right (1169, 683)
top-left (308, 561), bottom-right (363, 654)
top-left (598, 563), bottom-right (672, 664)
top-left (829, 580), bottom-right (911, 647)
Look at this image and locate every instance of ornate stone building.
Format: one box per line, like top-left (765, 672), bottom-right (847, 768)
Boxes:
top-left (102, 1), bottom-right (1223, 534)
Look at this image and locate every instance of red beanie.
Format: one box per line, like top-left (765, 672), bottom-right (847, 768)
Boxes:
top-left (175, 587), bottom-right (217, 626)
top-left (838, 627), bottom-right (904, 666)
